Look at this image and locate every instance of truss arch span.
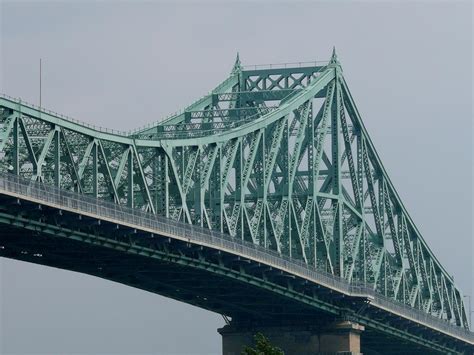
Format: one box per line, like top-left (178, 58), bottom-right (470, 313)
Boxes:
top-left (0, 51), bottom-right (471, 351)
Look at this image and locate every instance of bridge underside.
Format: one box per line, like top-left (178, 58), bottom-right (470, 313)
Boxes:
top-left (0, 192), bottom-right (469, 354)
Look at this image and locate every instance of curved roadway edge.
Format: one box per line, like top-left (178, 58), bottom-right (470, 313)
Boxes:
top-left (0, 173), bottom-right (472, 347)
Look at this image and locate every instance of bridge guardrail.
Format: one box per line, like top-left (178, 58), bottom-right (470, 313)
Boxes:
top-left (0, 172), bottom-right (472, 343)
top-left (0, 94), bottom-right (128, 136)
top-left (135, 108), bottom-right (278, 140)
top-left (242, 60), bottom-right (329, 71)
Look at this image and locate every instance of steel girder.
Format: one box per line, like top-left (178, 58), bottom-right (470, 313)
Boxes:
top-left (0, 51), bottom-right (469, 331)
top-left (0, 188), bottom-right (470, 354)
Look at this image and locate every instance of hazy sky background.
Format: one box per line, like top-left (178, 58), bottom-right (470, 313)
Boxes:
top-left (0, 1), bottom-right (472, 354)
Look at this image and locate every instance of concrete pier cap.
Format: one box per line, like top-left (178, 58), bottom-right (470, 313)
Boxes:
top-left (218, 319), bottom-right (364, 355)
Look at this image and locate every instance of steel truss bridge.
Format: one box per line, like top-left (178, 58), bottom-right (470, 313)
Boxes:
top-left (0, 51), bottom-right (472, 354)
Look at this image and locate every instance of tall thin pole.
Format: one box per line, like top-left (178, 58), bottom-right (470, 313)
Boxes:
top-left (39, 58), bottom-right (42, 109)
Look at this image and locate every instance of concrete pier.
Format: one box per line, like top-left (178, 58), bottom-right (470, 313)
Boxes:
top-left (218, 320), bottom-right (364, 355)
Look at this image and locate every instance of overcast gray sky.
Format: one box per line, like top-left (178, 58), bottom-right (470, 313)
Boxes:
top-left (0, 1), bottom-right (472, 354)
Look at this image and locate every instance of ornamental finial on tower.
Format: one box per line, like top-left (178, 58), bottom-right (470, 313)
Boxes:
top-left (231, 52), bottom-right (242, 74)
top-left (330, 46), bottom-right (338, 64)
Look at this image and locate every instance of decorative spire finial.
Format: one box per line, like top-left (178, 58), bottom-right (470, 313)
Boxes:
top-left (330, 46), bottom-right (338, 64)
top-left (232, 52), bottom-right (242, 74)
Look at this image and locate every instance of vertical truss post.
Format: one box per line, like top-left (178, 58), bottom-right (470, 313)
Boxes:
top-left (54, 128), bottom-right (60, 187)
top-left (12, 116), bottom-right (19, 175)
top-left (281, 116), bottom-right (289, 254)
top-left (153, 149), bottom-right (159, 213)
top-left (262, 129), bottom-right (267, 248)
top-left (378, 174), bottom-right (385, 249)
top-left (357, 132), bottom-right (365, 283)
top-left (127, 147), bottom-right (134, 208)
top-left (92, 140), bottom-right (98, 198)
top-left (219, 146), bottom-right (224, 233)
top-left (287, 113), bottom-right (292, 258)
top-left (197, 146), bottom-right (203, 227)
top-left (211, 144), bottom-right (222, 230)
top-left (308, 100), bottom-right (316, 267)
top-left (164, 153), bottom-right (169, 218)
top-left (332, 75), bottom-right (343, 276)
top-left (237, 139), bottom-right (243, 240)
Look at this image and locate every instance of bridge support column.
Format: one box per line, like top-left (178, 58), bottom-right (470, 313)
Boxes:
top-left (218, 320), bottom-right (364, 355)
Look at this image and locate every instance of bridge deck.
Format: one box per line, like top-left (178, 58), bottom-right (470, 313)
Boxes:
top-left (0, 173), bottom-right (472, 348)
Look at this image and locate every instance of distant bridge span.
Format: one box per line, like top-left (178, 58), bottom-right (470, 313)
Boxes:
top-left (0, 51), bottom-right (472, 354)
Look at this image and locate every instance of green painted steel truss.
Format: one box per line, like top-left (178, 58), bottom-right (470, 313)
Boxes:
top-left (0, 50), bottom-right (469, 330)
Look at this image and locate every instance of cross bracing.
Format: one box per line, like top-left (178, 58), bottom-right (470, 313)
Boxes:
top-left (0, 50), bottom-right (469, 332)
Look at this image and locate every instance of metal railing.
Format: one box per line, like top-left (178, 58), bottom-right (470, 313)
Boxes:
top-left (0, 94), bottom-right (128, 136)
top-left (136, 107), bottom-right (278, 140)
top-left (242, 60), bottom-right (329, 71)
top-left (0, 172), bottom-right (472, 344)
